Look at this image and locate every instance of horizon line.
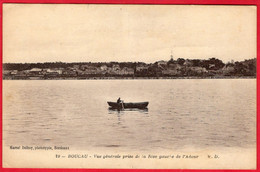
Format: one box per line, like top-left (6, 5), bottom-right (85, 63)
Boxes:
top-left (2, 57), bottom-right (256, 64)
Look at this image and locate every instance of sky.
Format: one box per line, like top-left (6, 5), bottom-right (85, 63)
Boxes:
top-left (3, 4), bottom-right (257, 63)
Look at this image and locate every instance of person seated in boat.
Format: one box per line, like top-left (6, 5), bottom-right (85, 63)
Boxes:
top-left (117, 97), bottom-right (121, 104)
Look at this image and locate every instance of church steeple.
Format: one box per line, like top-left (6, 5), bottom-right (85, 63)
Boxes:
top-left (170, 50), bottom-right (173, 60)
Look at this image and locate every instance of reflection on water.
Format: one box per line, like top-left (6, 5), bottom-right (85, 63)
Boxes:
top-left (3, 79), bottom-right (256, 151)
top-left (108, 107), bottom-right (148, 113)
top-left (108, 108), bottom-right (149, 125)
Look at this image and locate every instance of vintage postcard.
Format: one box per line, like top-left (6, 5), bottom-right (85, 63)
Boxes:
top-left (2, 4), bottom-right (257, 169)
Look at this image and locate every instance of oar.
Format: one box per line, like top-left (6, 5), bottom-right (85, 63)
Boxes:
top-left (121, 100), bottom-right (124, 110)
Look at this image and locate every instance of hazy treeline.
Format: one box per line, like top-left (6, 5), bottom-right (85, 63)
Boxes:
top-left (3, 57), bottom-right (256, 78)
top-left (3, 61), bottom-right (142, 71)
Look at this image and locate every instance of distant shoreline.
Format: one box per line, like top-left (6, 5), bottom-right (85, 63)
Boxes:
top-left (3, 58), bottom-right (256, 80)
top-left (3, 76), bottom-right (256, 80)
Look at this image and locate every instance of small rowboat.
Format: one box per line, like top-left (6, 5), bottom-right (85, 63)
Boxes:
top-left (107, 101), bottom-right (149, 109)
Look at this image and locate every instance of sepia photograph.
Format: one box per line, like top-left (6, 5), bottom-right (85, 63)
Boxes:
top-left (2, 4), bottom-right (257, 169)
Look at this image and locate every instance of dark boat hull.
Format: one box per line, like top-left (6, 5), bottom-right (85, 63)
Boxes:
top-left (107, 101), bottom-right (149, 109)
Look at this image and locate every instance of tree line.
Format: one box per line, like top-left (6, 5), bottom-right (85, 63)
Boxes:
top-left (3, 57), bottom-right (256, 77)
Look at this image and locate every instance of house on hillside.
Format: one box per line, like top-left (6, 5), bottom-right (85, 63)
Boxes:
top-left (15, 71), bottom-right (27, 77)
top-left (162, 64), bottom-right (182, 76)
top-left (190, 67), bottom-right (208, 74)
top-left (112, 64), bottom-right (120, 71)
top-left (10, 70), bottom-right (18, 75)
top-left (29, 68), bottom-right (42, 74)
top-left (66, 67), bottom-right (76, 71)
top-left (30, 68), bottom-right (42, 71)
top-left (120, 67), bottom-right (134, 75)
top-left (73, 65), bottom-right (80, 69)
top-left (136, 64), bottom-right (149, 72)
top-left (162, 69), bottom-right (179, 76)
top-left (83, 66), bottom-right (98, 75)
top-left (183, 60), bottom-right (193, 66)
top-left (157, 60), bottom-right (167, 66)
top-left (222, 65), bottom-right (235, 75)
top-left (47, 69), bottom-right (62, 74)
top-left (168, 63), bottom-right (182, 70)
top-left (62, 69), bottom-right (77, 76)
top-left (80, 65), bottom-right (90, 71)
top-left (3, 70), bottom-right (11, 75)
top-left (100, 65), bottom-right (108, 71)
top-left (44, 69), bottom-right (63, 76)
top-left (209, 64), bottom-right (216, 70)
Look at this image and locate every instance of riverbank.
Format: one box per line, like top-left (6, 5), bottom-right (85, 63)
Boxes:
top-left (3, 76), bottom-right (256, 80)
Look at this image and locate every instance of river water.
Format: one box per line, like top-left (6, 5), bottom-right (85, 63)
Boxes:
top-left (3, 79), bottom-right (256, 152)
